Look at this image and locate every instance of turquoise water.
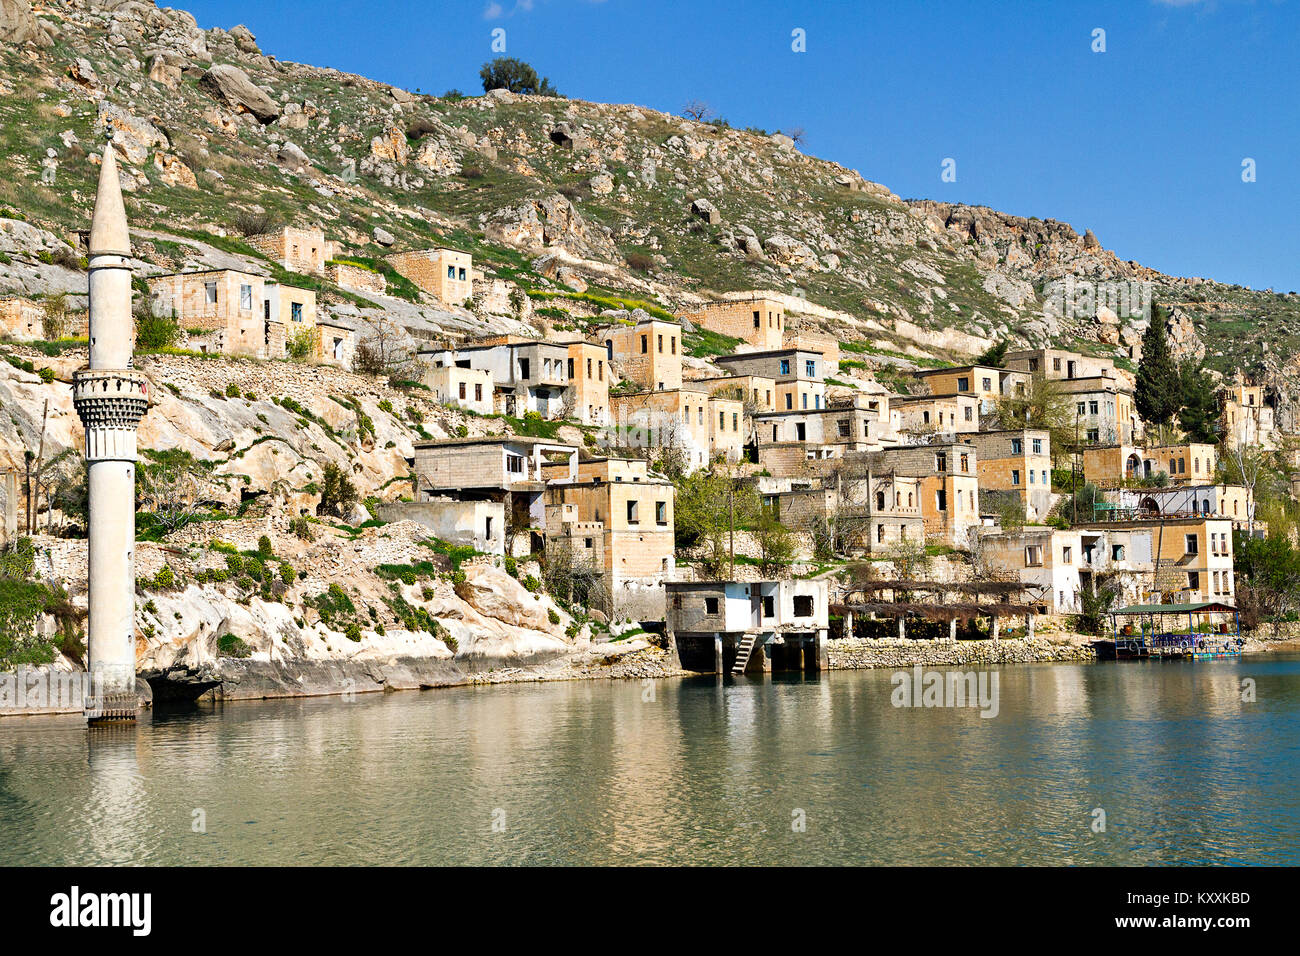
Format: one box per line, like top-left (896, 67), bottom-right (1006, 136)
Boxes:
top-left (1, 655), bottom-right (1297, 865)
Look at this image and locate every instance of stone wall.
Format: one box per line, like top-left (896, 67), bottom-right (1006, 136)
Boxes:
top-left (827, 635), bottom-right (1097, 669)
top-left (326, 262), bottom-right (386, 295)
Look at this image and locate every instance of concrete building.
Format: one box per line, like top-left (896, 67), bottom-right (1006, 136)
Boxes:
top-left (0, 295), bottom-right (45, 341)
top-left (247, 225), bottom-right (338, 275)
top-left (912, 365), bottom-right (1029, 415)
top-left (424, 364), bottom-right (494, 415)
top-left (714, 347), bottom-right (826, 413)
top-left (543, 456), bottom-right (676, 619)
top-left (666, 579), bottom-right (829, 675)
top-left (420, 338), bottom-right (575, 419)
top-left (386, 248), bottom-right (476, 305)
top-left (73, 138), bottom-right (150, 722)
top-left (147, 269), bottom-right (316, 360)
top-left (411, 437), bottom-right (578, 554)
top-left (377, 497), bottom-right (505, 554)
top-left (678, 296), bottom-right (785, 351)
top-left (961, 429), bottom-right (1052, 521)
top-left (601, 318), bottom-right (683, 392)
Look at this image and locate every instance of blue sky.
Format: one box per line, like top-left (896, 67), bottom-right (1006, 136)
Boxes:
top-left (183, 0), bottom-right (1299, 292)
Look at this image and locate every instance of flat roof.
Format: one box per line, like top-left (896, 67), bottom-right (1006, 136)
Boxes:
top-left (413, 437), bottom-right (579, 449)
top-left (1112, 602), bottom-right (1236, 615)
top-left (715, 347), bottom-right (825, 361)
top-left (914, 364), bottom-right (1017, 376)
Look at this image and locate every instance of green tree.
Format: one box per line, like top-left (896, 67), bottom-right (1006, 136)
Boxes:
top-left (754, 508), bottom-right (795, 575)
top-left (1234, 531), bottom-right (1300, 633)
top-left (1134, 302), bottom-right (1182, 427)
top-left (134, 299), bottom-right (181, 351)
top-left (1177, 362), bottom-right (1220, 444)
top-left (479, 57), bottom-right (559, 96)
top-left (674, 468), bottom-right (756, 578)
top-left (976, 339), bottom-right (1009, 367)
top-left (994, 374), bottom-right (1073, 463)
top-left (318, 461), bottom-right (358, 518)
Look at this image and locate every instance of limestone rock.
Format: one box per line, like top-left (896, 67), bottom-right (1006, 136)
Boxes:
top-left (691, 197), bottom-right (721, 225)
top-left (369, 124), bottom-right (410, 165)
top-left (0, 0), bottom-right (42, 46)
top-left (372, 226), bottom-right (395, 247)
top-left (95, 102), bottom-right (169, 165)
top-left (275, 141), bottom-right (311, 173)
top-left (199, 64), bottom-right (281, 124)
top-left (228, 24), bottom-right (260, 55)
top-left (147, 55), bottom-right (182, 89)
top-left (67, 57), bottom-right (100, 89)
top-left (589, 171), bottom-right (614, 195)
top-left (153, 152), bottom-right (197, 188)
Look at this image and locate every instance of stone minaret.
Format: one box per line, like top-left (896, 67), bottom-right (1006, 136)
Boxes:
top-left (74, 131), bottom-right (149, 723)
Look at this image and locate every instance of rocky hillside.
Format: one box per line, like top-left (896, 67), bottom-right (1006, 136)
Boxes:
top-left (3, 0), bottom-right (1299, 391)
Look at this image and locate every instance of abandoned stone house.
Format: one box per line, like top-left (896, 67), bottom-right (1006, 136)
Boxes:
top-left (692, 373), bottom-right (779, 413)
top-left (607, 387), bottom-right (743, 473)
top-left (147, 269), bottom-right (318, 360)
top-left (378, 497), bottom-right (505, 555)
top-left (247, 225), bottom-right (339, 275)
top-left (891, 392), bottom-right (980, 437)
top-left (386, 248), bottom-right (476, 305)
top-left (714, 347), bottom-right (826, 413)
top-left (419, 337), bottom-right (584, 420)
top-left (601, 318), bottom-right (683, 392)
top-left (864, 444), bottom-right (982, 548)
top-left (1081, 441), bottom-right (1218, 487)
top-left (913, 364), bottom-right (1030, 416)
top-left (564, 340), bottom-right (611, 426)
top-left (1221, 377), bottom-right (1274, 448)
top-left (410, 436), bottom-right (579, 555)
top-left (424, 363), bottom-right (494, 415)
top-left (678, 296), bottom-right (785, 351)
top-left (764, 469), bottom-right (926, 553)
top-left (961, 428), bottom-right (1053, 521)
top-left (542, 456), bottom-right (676, 619)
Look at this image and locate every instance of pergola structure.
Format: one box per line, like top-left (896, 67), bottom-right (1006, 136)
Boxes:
top-left (1106, 601), bottom-right (1243, 659)
top-left (831, 579), bottom-right (1046, 642)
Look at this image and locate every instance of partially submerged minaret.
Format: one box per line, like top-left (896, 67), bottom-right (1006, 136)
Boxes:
top-left (74, 129), bottom-right (149, 724)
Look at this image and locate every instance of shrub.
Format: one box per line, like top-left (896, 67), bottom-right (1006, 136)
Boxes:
top-left (547, 607), bottom-right (561, 625)
top-left (257, 534), bottom-right (273, 557)
top-left (344, 622), bottom-right (362, 642)
top-left (216, 633), bottom-right (253, 658)
top-left (225, 383), bottom-right (241, 399)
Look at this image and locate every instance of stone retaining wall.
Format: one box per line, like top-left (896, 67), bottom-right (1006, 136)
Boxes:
top-left (827, 636), bottom-right (1097, 669)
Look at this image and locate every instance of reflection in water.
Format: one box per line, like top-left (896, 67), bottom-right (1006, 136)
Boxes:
top-left (1, 656), bottom-right (1298, 865)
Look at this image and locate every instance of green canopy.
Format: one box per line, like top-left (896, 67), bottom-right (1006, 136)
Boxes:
top-left (1111, 602), bottom-right (1236, 615)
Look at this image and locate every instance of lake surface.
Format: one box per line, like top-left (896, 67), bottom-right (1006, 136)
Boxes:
top-left (2, 655), bottom-right (1298, 865)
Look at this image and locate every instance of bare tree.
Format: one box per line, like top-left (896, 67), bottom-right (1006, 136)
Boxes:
top-left (1223, 439), bottom-right (1263, 537)
top-left (137, 450), bottom-right (206, 536)
top-left (681, 100), bottom-right (714, 122)
top-left (354, 315), bottom-right (414, 382)
top-left (778, 126), bottom-right (807, 145)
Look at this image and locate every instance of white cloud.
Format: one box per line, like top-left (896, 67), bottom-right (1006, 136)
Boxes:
top-left (483, 1), bottom-right (503, 18)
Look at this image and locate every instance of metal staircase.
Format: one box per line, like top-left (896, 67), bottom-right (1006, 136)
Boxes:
top-left (732, 634), bottom-right (759, 675)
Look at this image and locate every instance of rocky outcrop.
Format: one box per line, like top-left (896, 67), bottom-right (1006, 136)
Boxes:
top-left (199, 64), bottom-right (281, 123)
top-left (0, 0), bottom-right (43, 46)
